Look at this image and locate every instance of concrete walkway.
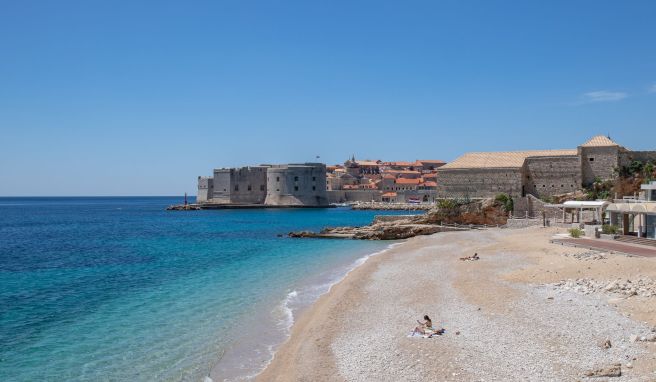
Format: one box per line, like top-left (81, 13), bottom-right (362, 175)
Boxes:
top-left (551, 237), bottom-right (656, 257)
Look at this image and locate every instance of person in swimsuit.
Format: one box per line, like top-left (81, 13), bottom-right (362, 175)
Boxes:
top-left (413, 315), bottom-right (433, 335)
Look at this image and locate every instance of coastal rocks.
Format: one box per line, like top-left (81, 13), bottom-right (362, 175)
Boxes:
top-left (551, 277), bottom-right (656, 298)
top-left (414, 198), bottom-right (509, 226)
top-left (583, 363), bottom-right (621, 378)
top-left (289, 223), bottom-right (451, 240)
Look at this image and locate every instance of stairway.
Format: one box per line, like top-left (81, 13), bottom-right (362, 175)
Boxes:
top-left (615, 235), bottom-right (656, 248)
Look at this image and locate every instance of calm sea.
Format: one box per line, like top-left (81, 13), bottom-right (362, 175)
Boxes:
top-left (0, 197), bottom-right (417, 381)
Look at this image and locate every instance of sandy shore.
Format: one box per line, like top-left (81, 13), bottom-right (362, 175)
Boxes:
top-left (256, 227), bottom-right (656, 381)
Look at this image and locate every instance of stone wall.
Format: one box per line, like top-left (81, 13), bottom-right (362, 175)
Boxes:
top-left (619, 150), bottom-right (656, 167)
top-left (212, 166), bottom-right (268, 204)
top-left (264, 163), bottom-right (328, 206)
top-left (197, 176), bottom-right (213, 203)
top-left (506, 218), bottom-right (543, 228)
top-left (436, 168), bottom-right (524, 198)
top-left (579, 146), bottom-right (620, 185)
top-left (524, 156), bottom-right (581, 197)
top-left (327, 190), bottom-right (382, 203)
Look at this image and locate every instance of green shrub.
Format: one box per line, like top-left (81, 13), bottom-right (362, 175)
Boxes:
top-left (568, 228), bottom-right (583, 238)
top-left (495, 193), bottom-right (513, 212)
top-left (601, 225), bottom-right (619, 235)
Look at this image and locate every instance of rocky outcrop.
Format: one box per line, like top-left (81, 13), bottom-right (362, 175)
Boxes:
top-left (410, 198), bottom-right (509, 226)
top-left (289, 198), bottom-right (507, 240)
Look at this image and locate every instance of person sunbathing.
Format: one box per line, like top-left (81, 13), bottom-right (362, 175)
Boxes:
top-left (413, 315), bottom-right (433, 335)
top-left (459, 253), bottom-right (480, 261)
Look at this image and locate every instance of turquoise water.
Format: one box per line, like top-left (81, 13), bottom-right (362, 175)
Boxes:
top-left (0, 197), bottom-right (417, 381)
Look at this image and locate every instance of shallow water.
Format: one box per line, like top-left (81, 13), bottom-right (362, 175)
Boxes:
top-left (0, 197), bottom-right (418, 381)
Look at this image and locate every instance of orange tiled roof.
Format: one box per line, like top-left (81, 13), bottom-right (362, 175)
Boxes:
top-left (580, 135), bottom-right (620, 147)
top-left (418, 160), bottom-right (446, 164)
top-left (382, 174), bottom-right (396, 179)
top-left (382, 192), bottom-right (397, 197)
top-left (421, 181), bottom-right (437, 187)
top-left (439, 149), bottom-right (577, 169)
top-left (395, 178), bottom-right (421, 185)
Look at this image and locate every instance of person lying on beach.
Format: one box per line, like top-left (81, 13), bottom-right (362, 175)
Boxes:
top-left (459, 252), bottom-right (480, 261)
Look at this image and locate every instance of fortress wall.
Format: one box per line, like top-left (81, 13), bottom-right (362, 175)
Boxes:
top-left (579, 146), bottom-right (620, 185)
top-left (524, 156), bottom-right (581, 197)
top-left (327, 190), bottom-right (382, 203)
top-left (436, 168), bottom-right (524, 198)
top-left (197, 176), bottom-right (213, 203)
top-left (230, 166), bottom-right (268, 204)
top-left (212, 169), bottom-right (232, 203)
top-left (620, 151), bottom-right (656, 167)
top-left (265, 164), bottom-right (328, 206)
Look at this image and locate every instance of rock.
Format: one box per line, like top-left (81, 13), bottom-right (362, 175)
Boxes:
top-left (584, 363), bottom-right (621, 377)
top-left (598, 339), bottom-right (612, 349)
top-left (626, 362), bottom-right (633, 369)
top-left (630, 335), bottom-right (639, 342)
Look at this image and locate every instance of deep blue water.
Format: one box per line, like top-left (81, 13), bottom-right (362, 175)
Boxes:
top-left (0, 197), bottom-right (418, 381)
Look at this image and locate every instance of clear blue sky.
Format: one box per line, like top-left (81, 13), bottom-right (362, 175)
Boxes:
top-left (1, 1), bottom-right (655, 196)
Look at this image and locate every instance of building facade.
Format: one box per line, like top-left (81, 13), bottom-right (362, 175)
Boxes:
top-left (437, 136), bottom-right (656, 199)
top-left (264, 163), bottom-right (328, 206)
top-left (198, 163), bottom-right (328, 206)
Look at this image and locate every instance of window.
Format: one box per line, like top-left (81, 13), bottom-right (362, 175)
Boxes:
top-left (294, 186), bottom-right (299, 191)
top-left (294, 176), bottom-right (299, 181)
top-left (260, 185), bottom-right (265, 191)
top-left (312, 186), bottom-right (316, 191)
top-left (589, 157), bottom-right (595, 162)
top-left (247, 185), bottom-right (252, 191)
top-left (234, 185), bottom-right (239, 191)
top-left (276, 177), bottom-right (280, 182)
top-left (561, 185), bottom-right (564, 187)
top-left (312, 176), bottom-right (316, 181)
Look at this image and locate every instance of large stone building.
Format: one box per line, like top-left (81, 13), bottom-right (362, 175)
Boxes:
top-left (437, 136), bottom-right (656, 199)
top-left (197, 163), bottom-right (328, 207)
top-left (264, 164), bottom-right (328, 206)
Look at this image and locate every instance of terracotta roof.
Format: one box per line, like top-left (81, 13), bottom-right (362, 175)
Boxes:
top-left (421, 181), bottom-right (437, 187)
top-left (417, 160), bottom-right (446, 164)
top-left (387, 161), bottom-right (415, 166)
top-left (580, 135), bottom-right (620, 147)
top-left (387, 170), bottom-right (421, 174)
top-left (395, 178), bottom-right (421, 185)
top-left (440, 149), bottom-right (578, 170)
top-left (354, 160), bottom-right (381, 166)
top-left (382, 174), bottom-right (396, 180)
top-left (382, 192), bottom-right (397, 197)
top-left (423, 173), bottom-right (437, 179)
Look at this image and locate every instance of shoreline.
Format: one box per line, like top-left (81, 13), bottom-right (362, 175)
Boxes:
top-left (207, 241), bottom-right (403, 382)
top-left (257, 226), bottom-right (656, 381)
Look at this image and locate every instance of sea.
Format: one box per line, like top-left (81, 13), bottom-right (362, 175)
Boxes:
top-left (0, 197), bottom-right (419, 381)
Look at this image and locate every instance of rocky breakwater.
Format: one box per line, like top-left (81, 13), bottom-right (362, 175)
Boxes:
top-left (289, 198), bottom-right (509, 240)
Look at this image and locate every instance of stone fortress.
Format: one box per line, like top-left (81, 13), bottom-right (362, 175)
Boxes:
top-left (436, 135), bottom-right (656, 199)
top-left (197, 163), bottom-right (328, 207)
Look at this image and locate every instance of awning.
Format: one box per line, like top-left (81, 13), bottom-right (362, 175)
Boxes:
top-left (606, 202), bottom-right (656, 214)
top-left (562, 200), bottom-right (609, 209)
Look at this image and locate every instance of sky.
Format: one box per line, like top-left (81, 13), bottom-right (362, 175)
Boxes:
top-left (1, 1), bottom-right (655, 196)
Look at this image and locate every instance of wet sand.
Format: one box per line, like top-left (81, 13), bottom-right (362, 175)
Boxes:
top-left (257, 226), bottom-right (656, 381)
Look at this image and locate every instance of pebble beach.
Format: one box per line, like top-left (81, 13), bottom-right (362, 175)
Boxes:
top-left (257, 226), bottom-right (656, 381)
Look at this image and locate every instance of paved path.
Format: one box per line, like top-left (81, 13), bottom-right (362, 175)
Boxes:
top-left (552, 237), bottom-right (656, 257)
